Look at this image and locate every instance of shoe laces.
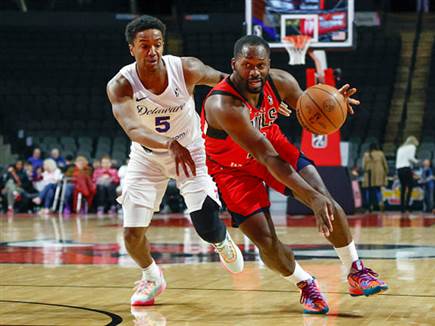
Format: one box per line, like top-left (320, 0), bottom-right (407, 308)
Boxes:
top-left (133, 279), bottom-right (157, 294)
top-left (299, 280), bottom-right (324, 305)
top-left (213, 238), bottom-right (235, 261)
top-left (351, 267), bottom-right (379, 283)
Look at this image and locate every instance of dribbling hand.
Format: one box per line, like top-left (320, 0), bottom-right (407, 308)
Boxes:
top-left (168, 139), bottom-right (196, 177)
top-left (337, 84), bottom-right (360, 115)
top-left (310, 194), bottom-right (334, 237)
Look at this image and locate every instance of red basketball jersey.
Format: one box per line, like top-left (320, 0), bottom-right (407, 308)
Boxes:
top-left (201, 76), bottom-right (289, 174)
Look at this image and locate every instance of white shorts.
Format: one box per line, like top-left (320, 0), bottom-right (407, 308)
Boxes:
top-left (118, 142), bottom-right (221, 227)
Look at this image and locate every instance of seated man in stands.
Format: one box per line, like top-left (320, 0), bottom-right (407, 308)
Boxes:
top-left (93, 155), bottom-right (120, 216)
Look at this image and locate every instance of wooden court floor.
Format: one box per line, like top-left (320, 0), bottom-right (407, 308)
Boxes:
top-left (1, 211), bottom-right (434, 326)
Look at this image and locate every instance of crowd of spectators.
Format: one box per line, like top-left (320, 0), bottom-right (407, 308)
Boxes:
top-left (0, 147), bottom-right (125, 216)
top-left (0, 147), bottom-right (186, 216)
top-left (1, 140), bottom-right (433, 216)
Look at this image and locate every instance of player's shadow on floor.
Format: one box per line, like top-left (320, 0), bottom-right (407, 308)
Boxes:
top-left (279, 307), bottom-right (363, 318)
top-left (301, 313), bottom-right (363, 326)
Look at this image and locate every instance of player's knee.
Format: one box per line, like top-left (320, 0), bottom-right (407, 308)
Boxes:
top-left (190, 196), bottom-right (226, 243)
top-left (124, 227), bottom-right (146, 248)
top-left (255, 234), bottom-right (279, 254)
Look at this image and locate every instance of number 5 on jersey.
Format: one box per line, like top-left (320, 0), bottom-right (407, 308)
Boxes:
top-left (155, 116), bottom-right (170, 132)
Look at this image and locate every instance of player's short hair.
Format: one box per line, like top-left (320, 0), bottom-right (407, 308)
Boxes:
top-left (125, 15), bottom-right (166, 45)
top-left (233, 35), bottom-right (270, 58)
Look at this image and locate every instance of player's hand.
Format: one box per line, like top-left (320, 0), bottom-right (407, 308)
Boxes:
top-left (278, 101), bottom-right (292, 117)
top-left (168, 139), bottom-right (196, 177)
top-left (310, 194), bottom-right (334, 237)
top-left (337, 84), bottom-right (359, 115)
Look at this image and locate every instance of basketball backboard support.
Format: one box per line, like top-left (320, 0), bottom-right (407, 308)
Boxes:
top-left (245, 0), bottom-right (354, 49)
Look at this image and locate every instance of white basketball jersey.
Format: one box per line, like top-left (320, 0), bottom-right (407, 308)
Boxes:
top-left (119, 55), bottom-right (202, 153)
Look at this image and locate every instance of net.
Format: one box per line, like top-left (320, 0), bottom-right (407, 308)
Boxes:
top-left (283, 35), bottom-right (312, 65)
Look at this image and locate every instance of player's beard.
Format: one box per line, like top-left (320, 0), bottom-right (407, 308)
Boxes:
top-left (246, 77), bottom-right (265, 94)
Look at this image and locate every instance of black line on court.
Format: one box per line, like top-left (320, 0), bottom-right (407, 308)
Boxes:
top-left (2, 285), bottom-right (434, 299)
top-left (0, 300), bottom-right (123, 326)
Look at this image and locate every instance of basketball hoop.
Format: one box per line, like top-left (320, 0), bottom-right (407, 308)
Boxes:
top-left (283, 35), bottom-right (312, 66)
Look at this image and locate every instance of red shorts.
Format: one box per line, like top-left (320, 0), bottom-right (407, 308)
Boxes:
top-left (210, 127), bottom-right (313, 227)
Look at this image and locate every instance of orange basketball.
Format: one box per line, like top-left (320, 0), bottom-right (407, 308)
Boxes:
top-left (296, 84), bottom-right (347, 135)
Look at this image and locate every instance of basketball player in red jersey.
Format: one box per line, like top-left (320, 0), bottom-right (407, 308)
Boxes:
top-left (202, 35), bottom-right (388, 314)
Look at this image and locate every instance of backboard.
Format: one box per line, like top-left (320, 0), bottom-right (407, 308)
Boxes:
top-left (245, 0), bottom-right (355, 49)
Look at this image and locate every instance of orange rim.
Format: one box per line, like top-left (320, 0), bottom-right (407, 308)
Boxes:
top-left (283, 35), bottom-right (312, 49)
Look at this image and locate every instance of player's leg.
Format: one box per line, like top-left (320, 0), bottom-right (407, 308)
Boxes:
top-left (120, 151), bottom-right (169, 306)
top-left (214, 160), bottom-right (328, 314)
top-left (189, 194), bottom-right (244, 273)
top-left (238, 208), bottom-right (328, 314)
top-left (122, 197), bottom-right (166, 306)
top-left (238, 209), bottom-right (294, 274)
top-left (265, 128), bottom-right (388, 297)
top-left (266, 126), bottom-right (387, 297)
top-left (177, 146), bottom-right (243, 273)
top-left (297, 163), bottom-right (388, 296)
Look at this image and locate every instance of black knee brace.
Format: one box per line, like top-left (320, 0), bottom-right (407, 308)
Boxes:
top-left (190, 196), bottom-right (226, 243)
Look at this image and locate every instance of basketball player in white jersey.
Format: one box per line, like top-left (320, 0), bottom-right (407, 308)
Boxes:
top-left (106, 15), bottom-right (243, 306)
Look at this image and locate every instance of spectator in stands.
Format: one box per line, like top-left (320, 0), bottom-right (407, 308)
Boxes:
top-left (49, 148), bottom-right (66, 170)
top-left (27, 147), bottom-right (43, 172)
top-left (3, 160), bottom-right (36, 214)
top-left (93, 155), bottom-right (120, 216)
top-left (64, 155), bottom-right (96, 214)
top-left (419, 159), bottom-right (434, 213)
top-left (395, 136), bottom-right (419, 213)
top-left (362, 143), bottom-right (388, 212)
top-left (32, 159), bottom-right (62, 215)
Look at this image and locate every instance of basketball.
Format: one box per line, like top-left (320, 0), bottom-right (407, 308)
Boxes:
top-left (296, 84), bottom-right (347, 135)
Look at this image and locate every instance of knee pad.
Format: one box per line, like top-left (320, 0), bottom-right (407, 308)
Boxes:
top-left (190, 196), bottom-right (226, 243)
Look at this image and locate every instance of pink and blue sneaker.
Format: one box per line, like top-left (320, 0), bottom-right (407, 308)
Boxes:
top-left (297, 277), bottom-right (329, 314)
top-left (348, 260), bottom-right (388, 297)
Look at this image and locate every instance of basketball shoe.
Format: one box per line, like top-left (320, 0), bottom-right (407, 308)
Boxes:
top-left (347, 260), bottom-right (388, 296)
top-left (131, 269), bottom-right (167, 306)
top-left (212, 231), bottom-right (244, 273)
top-left (297, 278), bottom-right (329, 314)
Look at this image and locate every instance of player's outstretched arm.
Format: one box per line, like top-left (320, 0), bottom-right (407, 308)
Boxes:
top-left (205, 95), bottom-right (334, 236)
top-left (106, 74), bottom-right (196, 176)
top-left (182, 57), bottom-right (228, 89)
